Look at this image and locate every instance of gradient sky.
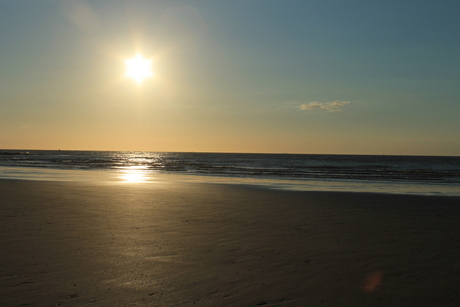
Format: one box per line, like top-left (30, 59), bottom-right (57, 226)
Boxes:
top-left (1, 0), bottom-right (459, 155)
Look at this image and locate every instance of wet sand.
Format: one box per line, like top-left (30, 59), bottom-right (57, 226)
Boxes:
top-left (1, 179), bottom-right (460, 306)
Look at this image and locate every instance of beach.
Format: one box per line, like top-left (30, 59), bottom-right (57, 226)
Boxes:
top-left (1, 178), bottom-right (460, 306)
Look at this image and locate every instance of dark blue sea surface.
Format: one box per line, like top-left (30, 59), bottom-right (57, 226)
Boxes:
top-left (1, 150), bottom-right (459, 185)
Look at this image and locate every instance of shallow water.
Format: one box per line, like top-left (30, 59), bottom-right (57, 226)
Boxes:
top-left (1, 165), bottom-right (459, 197)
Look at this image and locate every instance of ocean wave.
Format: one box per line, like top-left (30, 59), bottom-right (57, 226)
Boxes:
top-left (0, 150), bottom-right (459, 185)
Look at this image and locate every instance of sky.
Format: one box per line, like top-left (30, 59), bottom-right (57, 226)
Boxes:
top-left (1, 0), bottom-right (459, 155)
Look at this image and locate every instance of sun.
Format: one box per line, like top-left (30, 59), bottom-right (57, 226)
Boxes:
top-left (125, 54), bottom-right (153, 84)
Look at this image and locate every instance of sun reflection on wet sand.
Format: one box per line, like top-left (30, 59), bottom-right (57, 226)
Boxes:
top-left (118, 167), bottom-right (150, 183)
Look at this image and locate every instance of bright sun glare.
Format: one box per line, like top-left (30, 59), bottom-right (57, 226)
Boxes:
top-left (125, 54), bottom-right (153, 84)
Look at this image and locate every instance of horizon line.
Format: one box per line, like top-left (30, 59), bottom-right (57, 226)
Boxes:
top-left (0, 148), bottom-right (458, 158)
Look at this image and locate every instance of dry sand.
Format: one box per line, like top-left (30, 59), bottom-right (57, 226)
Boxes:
top-left (1, 179), bottom-right (460, 306)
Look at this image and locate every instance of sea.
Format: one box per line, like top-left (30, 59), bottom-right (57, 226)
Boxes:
top-left (1, 150), bottom-right (459, 196)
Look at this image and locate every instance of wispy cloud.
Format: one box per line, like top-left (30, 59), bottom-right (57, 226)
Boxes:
top-left (300, 101), bottom-right (351, 112)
